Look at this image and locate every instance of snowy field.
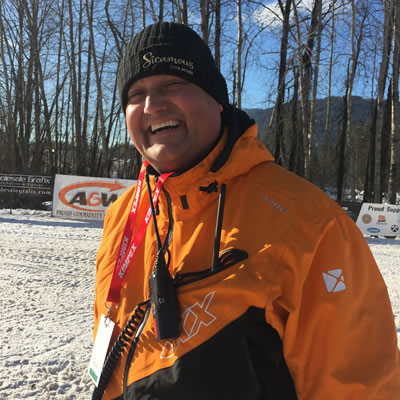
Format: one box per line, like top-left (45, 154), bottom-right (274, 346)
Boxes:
top-left (0, 209), bottom-right (399, 399)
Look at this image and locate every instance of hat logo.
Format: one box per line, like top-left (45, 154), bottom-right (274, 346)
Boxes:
top-left (142, 51), bottom-right (194, 71)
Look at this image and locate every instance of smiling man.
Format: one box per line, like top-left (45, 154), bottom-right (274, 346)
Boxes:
top-left (125, 74), bottom-right (223, 173)
top-left (92, 22), bottom-right (399, 400)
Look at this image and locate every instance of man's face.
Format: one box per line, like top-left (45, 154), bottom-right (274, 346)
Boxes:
top-left (125, 74), bottom-right (223, 174)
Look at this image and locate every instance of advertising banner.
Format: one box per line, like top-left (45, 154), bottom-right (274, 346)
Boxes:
top-left (52, 174), bottom-right (136, 220)
top-left (356, 203), bottom-right (400, 236)
top-left (0, 173), bottom-right (52, 197)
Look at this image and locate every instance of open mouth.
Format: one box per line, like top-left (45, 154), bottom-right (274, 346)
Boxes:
top-left (151, 120), bottom-right (181, 134)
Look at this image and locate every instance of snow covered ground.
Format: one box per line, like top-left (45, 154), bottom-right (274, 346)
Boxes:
top-left (0, 209), bottom-right (398, 399)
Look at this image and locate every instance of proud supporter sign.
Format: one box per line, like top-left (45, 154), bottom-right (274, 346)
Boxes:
top-left (356, 203), bottom-right (400, 236)
top-left (52, 174), bottom-right (136, 220)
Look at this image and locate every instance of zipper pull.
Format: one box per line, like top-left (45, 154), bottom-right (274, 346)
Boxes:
top-left (211, 183), bottom-right (226, 271)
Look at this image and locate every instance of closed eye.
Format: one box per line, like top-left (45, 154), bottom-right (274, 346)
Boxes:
top-left (127, 90), bottom-right (145, 103)
top-left (164, 79), bottom-right (187, 89)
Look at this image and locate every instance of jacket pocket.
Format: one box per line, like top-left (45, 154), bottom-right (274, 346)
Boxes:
top-left (174, 248), bottom-right (248, 288)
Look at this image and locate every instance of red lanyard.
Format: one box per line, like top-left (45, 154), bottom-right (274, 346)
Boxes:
top-left (107, 161), bottom-right (172, 304)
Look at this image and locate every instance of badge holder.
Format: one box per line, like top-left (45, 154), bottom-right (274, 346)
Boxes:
top-left (88, 313), bottom-right (115, 386)
top-left (90, 301), bottom-right (150, 400)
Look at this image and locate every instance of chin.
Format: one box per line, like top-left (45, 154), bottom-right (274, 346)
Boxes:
top-left (148, 160), bottom-right (180, 174)
top-left (148, 152), bottom-right (185, 172)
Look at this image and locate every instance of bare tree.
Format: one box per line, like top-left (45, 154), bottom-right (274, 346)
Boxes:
top-left (292, 0), bottom-right (323, 180)
top-left (0, 1), bottom-right (18, 172)
top-left (308, 1), bottom-right (323, 181)
top-left (288, 65), bottom-right (303, 176)
top-left (337, 0), bottom-right (368, 201)
top-left (52, 0), bottom-right (67, 175)
top-left (323, 0), bottom-right (336, 185)
top-left (0, 0), bottom-right (56, 174)
top-left (0, 0), bottom-right (396, 197)
top-left (85, 0), bottom-right (110, 176)
top-left (214, 0), bottom-right (221, 69)
top-left (171, 0), bottom-right (188, 24)
top-left (388, 0), bottom-right (400, 203)
top-left (236, 0), bottom-right (243, 108)
top-left (17, 1), bottom-right (31, 173)
top-left (200, 0), bottom-right (212, 43)
top-left (66, 0), bottom-right (86, 174)
top-left (371, 0), bottom-right (393, 202)
top-left (159, 0), bottom-right (165, 21)
top-left (273, 0), bottom-right (291, 166)
top-left (181, 0), bottom-right (188, 24)
top-left (141, 0), bottom-right (146, 27)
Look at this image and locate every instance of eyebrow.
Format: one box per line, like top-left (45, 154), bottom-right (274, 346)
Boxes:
top-left (128, 85), bottom-right (144, 95)
top-left (128, 76), bottom-right (189, 95)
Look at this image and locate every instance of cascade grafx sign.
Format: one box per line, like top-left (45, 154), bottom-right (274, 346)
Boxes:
top-left (52, 174), bottom-right (136, 220)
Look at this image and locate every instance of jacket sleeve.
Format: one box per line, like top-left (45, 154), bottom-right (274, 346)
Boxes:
top-left (270, 210), bottom-right (400, 399)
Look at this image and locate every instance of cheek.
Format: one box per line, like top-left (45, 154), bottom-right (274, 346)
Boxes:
top-left (128, 130), bottom-right (138, 147)
top-left (125, 108), bottom-right (142, 144)
top-left (125, 104), bottom-right (142, 124)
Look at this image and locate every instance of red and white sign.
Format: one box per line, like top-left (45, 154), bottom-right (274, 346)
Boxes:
top-left (52, 174), bottom-right (136, 220)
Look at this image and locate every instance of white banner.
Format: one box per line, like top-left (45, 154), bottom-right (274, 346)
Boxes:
top-left (356, 203), bottom-right (400, 236)
top-left (52, 174), bottom-right (136, 220)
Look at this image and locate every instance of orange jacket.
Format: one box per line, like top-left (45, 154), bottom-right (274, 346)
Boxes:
top-left (94, 121), bottom-right (399, 399)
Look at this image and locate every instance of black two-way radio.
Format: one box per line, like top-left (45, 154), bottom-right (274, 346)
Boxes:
top-left (149, 248), bottom-right (180, 340)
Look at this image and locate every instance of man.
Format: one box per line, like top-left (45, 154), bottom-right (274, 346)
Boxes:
top-left (92, 22), bottom-right (399, 399)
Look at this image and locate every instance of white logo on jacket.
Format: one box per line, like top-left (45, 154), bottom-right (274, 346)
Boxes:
top-left (323, 269), bottom-right (346, 293)
top-left (160, 291), bottom-right (216, 359)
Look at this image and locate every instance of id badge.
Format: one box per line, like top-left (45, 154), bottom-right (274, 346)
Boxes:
top-left (88, 314), bottom-right (115, 386)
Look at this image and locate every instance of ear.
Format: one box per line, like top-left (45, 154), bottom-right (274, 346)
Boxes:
top-left (219, 104), bottom-right (223, 112)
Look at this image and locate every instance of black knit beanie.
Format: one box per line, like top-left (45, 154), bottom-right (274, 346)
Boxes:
top-left (117, 22), bottom-right (229, 113)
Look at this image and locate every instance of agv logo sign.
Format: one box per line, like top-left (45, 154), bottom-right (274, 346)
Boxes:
top-left (59, 180), bottom-right (126, 212)
top-left (52, 174), bottom-right (136, 219)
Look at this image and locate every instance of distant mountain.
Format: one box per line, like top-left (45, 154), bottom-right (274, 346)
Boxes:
top-left (244, 96), bottom-right (376, 146)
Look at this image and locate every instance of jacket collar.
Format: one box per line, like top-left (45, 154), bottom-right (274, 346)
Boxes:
top-left (163, 122), bottom-right (274, 198)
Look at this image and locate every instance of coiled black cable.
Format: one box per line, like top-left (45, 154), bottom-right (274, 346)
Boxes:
top-left (92, 300), bottom-right (150, 400)
top-left (123, 304), bottom-right (151, 400)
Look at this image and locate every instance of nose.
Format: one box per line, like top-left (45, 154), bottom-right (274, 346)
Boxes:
top-left (144, 91), bottom-right (167, 114)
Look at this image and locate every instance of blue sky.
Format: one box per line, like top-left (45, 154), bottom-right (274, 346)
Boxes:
top-left (219, 0), bottom-right (384, 109)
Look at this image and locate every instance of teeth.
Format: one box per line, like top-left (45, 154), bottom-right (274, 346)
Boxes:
top-left (151, 120), bottom-right (180, 133)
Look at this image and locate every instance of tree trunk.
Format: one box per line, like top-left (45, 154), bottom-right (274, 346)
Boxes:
top-left (141, 0), bottom-right (146, 27)
top-left (214, 0), bottom-right (221, 69)
top-left (18, 1), bottom-right (30, 172)
top-left (389, 0), bottom-right (400, 204)
top-left (288, 66), bottom-right (303, 176)
top-left (236, 0), bottom-right (243, 109)
top-left (67, 0), bottom-right (84, 174)
top-left (373, 0), bottom-right (393, 203)
top-left (0, 3), bottom-right (18, 172)
top-left (292, 0), bottom-right (322, 180)
top-left (273, 0), bottom-right (291, 166)
top-left (323, 0), bottom-right (336, 190)
top-left (159, 0), bottom-right (164, 22)
top-left (381, 81), bottom-right (392, 195)
top-left (336, 0), bottom-right (366, 201)
top-left (309, 1), bottom-right (323, 182)
top-left (337, 77), bottom-right (349, 202)
top-left (85, 0), bottom-right (109, 176)
top-left (200, 0), bottom-right (211, 44)
top-left (181, 0), bottom-right (188, 25)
